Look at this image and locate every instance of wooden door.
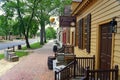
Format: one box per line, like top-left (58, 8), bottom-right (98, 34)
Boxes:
top-left (62, 32), bottom-right (66, 44)
top-left (100, 23), bottom-right (112, 69)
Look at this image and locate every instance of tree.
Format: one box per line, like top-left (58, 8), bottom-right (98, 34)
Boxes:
top-left (1, 0), bottom-right (72, 48)
top-left (1, 0), bottom-right (40, 48)
top-left (36, 0), bottom-right (72, 45)
top-left (16, 0), bottom-right (40, 48)
top-left (46, 27), bottom-right (56, 40)
top-left (0, 15), bottom-right (13, 40)
top-left (35, 0), bottom-right (51, 44)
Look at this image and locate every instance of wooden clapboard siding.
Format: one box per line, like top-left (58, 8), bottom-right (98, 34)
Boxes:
top-left (114, 52), bottom-right (120, 59)
top-left (74, 46), bottom-right (92, 57)
top-left (91, 28), bottom-right (96, 32)
top-left (115, 34), bottom-right (120, 39)
top-left (114, 31), bottom-right (120, 67)
top-left (115, 39), bottom-right (120, 45)
top-left (92, 0), bottom-right (117, 18)
top-left (72, 0), bottom-right (120, 73)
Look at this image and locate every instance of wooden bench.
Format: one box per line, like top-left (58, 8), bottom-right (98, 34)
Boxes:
top-left (82, 65), bottom-right (119, 80)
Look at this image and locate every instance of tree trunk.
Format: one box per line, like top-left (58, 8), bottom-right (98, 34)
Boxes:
top-left (42, 21), bottom-right (46, 43)
top-left (43, 25), bottom-right (46, 43)
top-left (9, 32), bottom-right (11, 40)
top-left (25, 35), bottom-right (31, 48)
top-left (5, 35), bottom-right (7, 40)
top-left (9, 35), bottom-right (10, 40)
top-left (40, 10), bottom-right (44, 45)
top-left (40, 29), bottom-right (44, 45)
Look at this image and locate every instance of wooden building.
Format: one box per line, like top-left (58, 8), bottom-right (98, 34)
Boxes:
top-left (71, 0), bottom-right (120, 76)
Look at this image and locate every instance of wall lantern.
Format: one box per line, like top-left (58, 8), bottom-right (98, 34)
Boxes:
top-left (70, 21), bottom-right (76, 26)
top-left (110, 18), bottom-right (117, 33)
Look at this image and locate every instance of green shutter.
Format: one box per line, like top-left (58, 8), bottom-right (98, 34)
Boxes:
top-left (86, 14), bottom-right (91, 53)
top-left (78, 18), bottom-right (83, 49)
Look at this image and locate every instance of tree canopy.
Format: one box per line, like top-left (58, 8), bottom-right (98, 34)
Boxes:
top-left (46, 27), bottom-right (56, 40)
top-left (0, 0), bottom-right (72, 48)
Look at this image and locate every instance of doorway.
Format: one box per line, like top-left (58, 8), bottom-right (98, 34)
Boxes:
top-left (99, 23), bottom-right (112, 69)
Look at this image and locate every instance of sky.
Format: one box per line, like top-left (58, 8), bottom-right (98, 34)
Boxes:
top-left (0, 1), bottom-right (4, 15)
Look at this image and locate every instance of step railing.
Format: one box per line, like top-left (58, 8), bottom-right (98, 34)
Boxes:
top-left (75, 55), bottom-right (95, 77)
top-left (55, 60), bottom-right (76, 80)
top-left (55, 55), bottom-right (95, 80)
top-left (82, 65), bottom-right (119, 80)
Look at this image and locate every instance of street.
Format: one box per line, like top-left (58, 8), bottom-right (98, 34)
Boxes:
top-left (0, 38), bottom-right (39, 50)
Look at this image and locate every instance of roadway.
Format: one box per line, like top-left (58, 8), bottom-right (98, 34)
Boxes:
top-left (0, 39), bottom-right (39, 50)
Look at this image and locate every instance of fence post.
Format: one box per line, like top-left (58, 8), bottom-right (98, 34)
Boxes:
top-left (85, 67), bottom-right (89, 80)
top-left (93, 55), bottom-right (95, 70)
top-left (73, 57), bottom-right (76, 78)
top-left (55, 71), bottom-right (57, 80)
top-left (115, 65), bottom-right (118, 80)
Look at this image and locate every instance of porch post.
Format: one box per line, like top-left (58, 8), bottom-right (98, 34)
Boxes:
top-left (73, 57), bottom-right (76, 78)
top-left (115, 65), bottom-right (119, 80)
top-left (55, 71), bottom-right (57, 80)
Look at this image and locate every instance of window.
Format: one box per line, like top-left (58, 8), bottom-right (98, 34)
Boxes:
top-left (78, 13), bottom-right (91, 53)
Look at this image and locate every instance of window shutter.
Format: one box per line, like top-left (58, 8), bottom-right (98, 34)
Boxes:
top-left (86, 14), bottom-right (91, 53)
top-left (75, 23), bottom-right (78, 46)
top-left (78, 18), bottom-right (83, 49)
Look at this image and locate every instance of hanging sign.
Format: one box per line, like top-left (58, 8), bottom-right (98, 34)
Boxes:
top-left (59, 16), bottom-right (76, 27)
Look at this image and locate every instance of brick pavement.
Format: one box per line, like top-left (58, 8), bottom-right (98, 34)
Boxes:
top-left (0, 40), bottom-right (55, 80)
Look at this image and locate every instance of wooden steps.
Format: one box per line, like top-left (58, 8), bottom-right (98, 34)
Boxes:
top-left (10, 56), bottom-right (19, 62)
top-left (4, 49), bottom-right (19, 62)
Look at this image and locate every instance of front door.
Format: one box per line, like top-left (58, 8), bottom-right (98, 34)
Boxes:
top-left (62, 32), bottom-right (66, 44)
top-left (100, 23), bottom-right (112, 69)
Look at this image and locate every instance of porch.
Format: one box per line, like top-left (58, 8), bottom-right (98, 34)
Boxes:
top-left (53, 45), bottom-right (119, 80)
top-left (54, 56), bottom-right (119, 80)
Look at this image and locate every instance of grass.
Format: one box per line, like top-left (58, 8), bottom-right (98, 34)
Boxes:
top-left (0, 51), bottom-right (28, 60)
top-left (15, 51), bottom-right (29, 57)
top-left (0, 41), bottom-right (43, 60)
top-left (0, 54), bottom-right (4, 60)
top-left (22, 42), bottom-right (43, 50)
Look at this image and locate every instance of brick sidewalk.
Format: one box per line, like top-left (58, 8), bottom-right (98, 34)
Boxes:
top-left (0, 40), bottom-right (55, 80)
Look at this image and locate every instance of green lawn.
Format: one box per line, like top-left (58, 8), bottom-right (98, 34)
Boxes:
top-left (0, 54), bottom-right (4, 60)
top-left (0, 41), bottom-right (43, 60)
top-left (0, 51), bottom-right (28, 60)
top-left (16, 51), bottom-right (29, 57)
top-left (22, 42), bottom-right (43, 50)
